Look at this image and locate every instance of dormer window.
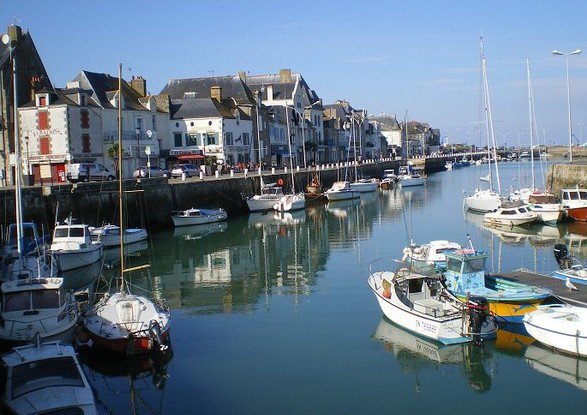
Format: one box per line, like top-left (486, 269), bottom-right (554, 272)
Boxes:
top-left (184, 92), bottom-right (196, 99)
top-left (36, 93), bottom-right (49, 107)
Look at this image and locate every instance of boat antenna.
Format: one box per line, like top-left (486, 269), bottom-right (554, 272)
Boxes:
top-left (466, 234), bottom-right (475, 251)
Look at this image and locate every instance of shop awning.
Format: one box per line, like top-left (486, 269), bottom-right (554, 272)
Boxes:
top-left (176, 154), bottom-right (205, 160)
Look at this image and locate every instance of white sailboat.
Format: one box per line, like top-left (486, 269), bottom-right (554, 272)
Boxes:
top-left (348, 112), bottom-right (378, 193)
top-left (82, 64), bottom-right (170, 356)
top-left (464, 37), bottom-right (502, 213)
top-left (274, 106), bottom-right (305, 212)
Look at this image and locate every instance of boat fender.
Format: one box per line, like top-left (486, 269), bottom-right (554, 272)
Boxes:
top-left (382, 289), bottom-right (391, 299)
top-left (277, 178), bottom-right (284, 186)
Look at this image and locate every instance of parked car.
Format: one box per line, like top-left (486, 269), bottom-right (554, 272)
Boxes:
top-left (66, 163), bottom-right (115, 182)
top-left (133, 166), bottom-right (170, 178)
top-left (171, 164), bottom-right (199, 178)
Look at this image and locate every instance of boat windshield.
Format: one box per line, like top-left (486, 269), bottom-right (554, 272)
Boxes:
top-left (12, 356), bottom-right (84, 398)
top-left (3, 289), bottom-right (61, 312)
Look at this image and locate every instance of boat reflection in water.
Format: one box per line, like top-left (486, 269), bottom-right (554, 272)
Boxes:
top-left (372, 318), bottom-right (494, 393)
top-left (103, 239), bottom-right (148, 266)
top-left (173, 221), bottom-right (227, 240)
top-left (79, 347), bottom-right (173, 413)
top-left (326, 197), bottom-right (361, 218)
top-left (525, 344), bottom-right (587, 391)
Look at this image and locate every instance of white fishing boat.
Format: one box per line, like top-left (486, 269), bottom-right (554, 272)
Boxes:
top-left (367, 260), bottom-right (496, 345)
top-left (526, 193), bottom-right (563, 225)
top-left (81, 64), bottom-right (171, 356)
top-left (325, 181), bottom-right (359, 201)
top-left (483, 201), bottom-right (538, 227)
top-left (1, 340), bottom-right (97, 415)
top-left (246, 184), bottom-right (285, 212)
top-left (171, 207), bottom-right (227, 227)
top-left (397, 165), bottom-right (425, 187)
top-left (402, 240), bottom-right (463, 273)
top-left (0, 277), bottom-right (78, 343)
top-left (523, 304), bottom-right (587, 357)
top-left (50, 220), bottom-right (103, 271)
top-left (89, 224), bottom-right (147, 247)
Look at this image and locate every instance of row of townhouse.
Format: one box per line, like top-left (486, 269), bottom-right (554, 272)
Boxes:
top-left (1, 25), bottom-right (438, 185)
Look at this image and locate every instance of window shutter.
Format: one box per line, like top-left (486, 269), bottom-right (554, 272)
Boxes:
top-left (38, 111), bottom-right (49, 130)
top-left (40, 136), bottom-right (51, 154)
top-left (82, 134), bottom-right (91, 153)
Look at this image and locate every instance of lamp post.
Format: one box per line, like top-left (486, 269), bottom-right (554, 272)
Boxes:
top-left (285, 105), bottom-right (306, 169)
top-left (553, 48), bottom-right (582, 163)
top-left (135, 127), bottom-right (141, 170)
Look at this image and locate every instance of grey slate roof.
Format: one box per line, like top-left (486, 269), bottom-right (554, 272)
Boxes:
top-left (171, 98), bottom-right (226, 119)
top-left (161, 75), bottom-right (255, 105)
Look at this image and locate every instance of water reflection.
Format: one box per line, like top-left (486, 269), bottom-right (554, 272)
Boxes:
top-left (173, 221), bottom-right (227, 240)
top-left (525, 344), bottom-right (587, 391)
top-left (372, 318), bottom-right (494, 393)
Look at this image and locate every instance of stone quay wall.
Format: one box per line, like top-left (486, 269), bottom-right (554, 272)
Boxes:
top-left (546, 163), bottom-right (587, 196)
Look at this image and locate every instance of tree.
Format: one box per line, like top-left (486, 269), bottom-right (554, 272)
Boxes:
top-left (106, 142), bottom-right (128, 177)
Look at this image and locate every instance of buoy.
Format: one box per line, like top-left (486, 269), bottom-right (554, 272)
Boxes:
top-left (277, 178), bottom-right (284, 186)
top-left (383, 289), bottom-right (391, 299)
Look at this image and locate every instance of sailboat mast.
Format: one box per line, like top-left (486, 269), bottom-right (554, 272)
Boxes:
top-left (11, 49), bottom-right (24, 258)
top-left (285, 107), bottom-right (295, 193)
top-left (480, 37), bottom-right (493, 190)
top-left (482, 47), bottom-right (501, 194)
top-left (527, 58), bottom-right (536, 189)
top-left (118, 63), bottom-right (125, 289)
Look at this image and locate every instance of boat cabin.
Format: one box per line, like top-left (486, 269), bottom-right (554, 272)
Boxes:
top-left (261, 186), bottom-right (284, 197)
top-left (561, 188), bottom-right (587, 208)
top-left (1, 278), bottom-right (65, 314)
top-left (443, 250), bottom-right (489, 294)
top-left (52, 224), bottom-right (92, 246)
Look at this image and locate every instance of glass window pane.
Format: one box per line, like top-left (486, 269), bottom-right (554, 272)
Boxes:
top-left (4, 292), bottom-right (30, 312)
top-left (32, 290), bottom-right (61, 309)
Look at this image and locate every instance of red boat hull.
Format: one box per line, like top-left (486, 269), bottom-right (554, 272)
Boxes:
top-left (567, 207), bottom-right (587, 222)
top-left (82, 327), bottom-right (170, 356)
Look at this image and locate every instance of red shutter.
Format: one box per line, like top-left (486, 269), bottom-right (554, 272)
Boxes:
top-left (38, 111), bottom-right (49, 130)
top-left (81, 109), bottom-right (89, 129)
top-left (39, 96), bottom-right (46, 106)
top-left (40, 136), bottom-right (51, 154)
top-left (82, 134), bottom-right (90, 153)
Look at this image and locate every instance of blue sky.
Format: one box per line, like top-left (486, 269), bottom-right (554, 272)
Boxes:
top-left (2, 0), bottom-right (587, 146)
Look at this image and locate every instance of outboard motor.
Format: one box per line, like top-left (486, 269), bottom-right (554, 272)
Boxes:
top-left (554, 243), bottom-right (572, 270)
top-left (467, 296), bottom-right (490, 345)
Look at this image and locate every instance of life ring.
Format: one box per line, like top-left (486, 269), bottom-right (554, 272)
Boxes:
top-left (277, 178), bottom-right (284, 186)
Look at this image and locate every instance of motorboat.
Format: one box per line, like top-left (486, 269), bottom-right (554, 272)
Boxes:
top-left (90, 224), bottom-right (147, 247)
top-left (483, 201), bottom-right (538, 228)
top-left (526, 193), bottom-right (563, 225)
top-left (443, 248), bottom-right (553, 323)
top-left (402, 240), bottom-right (462, 274)
top-left (245, 184), bottom-right (285, 212)
top-left (397, 165), bottom-right (425, 187)
top-left (367, 260), bottom-right (496, 345)
top-left (464, 189), bottom-right (502, 213)
top-left (50, 220), bottom-right (104, 271)
top-left (1, 340), bottom-right (97, 414)
top-left (551, 243), bottom-right (587, 286)
top-left (0, 277), bottom-right (78, 343)
top-left (523, 304), bottom-right (587, 357)
top-left (273, 192), bottom-right (306, 212)
top-left (171, 207), bottom-right (228, 227)
top-left (380, 178), bottom-right (394, 190)
top-left (380, 169), bottom-right (396, 189)
top-left (444, 161), bottom-right (453, 170)
top-left (325, 181), bottom-right (359, 201)
top-left (350, 178), bottom-right (379, 193)
top-left (561, 187), bottom-right (587, 221)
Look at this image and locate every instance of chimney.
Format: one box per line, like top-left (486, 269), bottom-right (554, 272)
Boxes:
top-left (211, 86), bottom-right (222, 101)
top-left (7, 25), bottom-right (22, 44)
top-left (238, 71), bottom-right (246, 82)
top-left (266, 85), bottom-right (273, 100)
top-left (130, 76), bottom-right (147, 97)
top-left (279, 69), bottom-right (292, 83)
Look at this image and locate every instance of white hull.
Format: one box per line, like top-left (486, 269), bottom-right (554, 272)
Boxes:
top-left (524, 304), bottom-right (587, 357)
top-left (483, 215), bottom-right (537, 227)
top-left (528, 204), bottom-right (563, 225)
top-left (273, 193), bottom-right (306, 212)
top-left (52, 244), bottom-right (103, 271)
top-left (349, 180), bottom-right (378, 193)
top-left (247, 197), bottom-right (281, 212)
top-left (464, 190), bottom-right (501, 213)
top-left (172, 209), bottom-right (228, 227)
top-left (91, 226), bottom-right (147, 247)
top-left (399, 177), bottom-right (424, 187)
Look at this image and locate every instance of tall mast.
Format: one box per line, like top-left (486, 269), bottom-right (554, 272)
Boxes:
top-left (527, 58), bottom-right (536, 189)
top-left (256, 94), bottom-right (263, 187)
top-left (285, 107), bottom-right (295, 193)
top-left (481, 36), bottom-right (493, 190)
top-left (481, 38), bottom-right (501, 194)
top-left (118, 63), bottom-right (125, 291)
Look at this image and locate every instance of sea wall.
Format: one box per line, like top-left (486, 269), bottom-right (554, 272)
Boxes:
top-left (546, 163), bottom-right (587, 195)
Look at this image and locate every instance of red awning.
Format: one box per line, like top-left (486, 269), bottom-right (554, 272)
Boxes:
top-left (176, 154), bottom-right (205, 160)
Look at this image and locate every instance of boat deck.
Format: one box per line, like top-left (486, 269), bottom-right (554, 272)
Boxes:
top-left (499, 269), bottom-right (587, 306)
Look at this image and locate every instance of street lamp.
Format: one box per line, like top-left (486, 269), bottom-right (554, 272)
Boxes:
top-left (553, 48), bottom-right (582, 162)
top-left (285, 105), bottom-right (306, 169)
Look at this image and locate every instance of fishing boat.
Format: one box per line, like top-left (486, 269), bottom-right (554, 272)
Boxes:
top-left (89, 224), bottom-right (147, 248)
top-left (442, 248), bottom-right (553, 323)
top-left (523, 304), bottom-right (587, 357)
top-left (402, 240), bottom-right (462, 274)
top-left (397, 165), bottom-right (425, 187)
top-left (483, 201), bottom-right (538, 228)
top-left (526, 193), bottom-right (563, 225)
top-left (368, 260), bottom-right (496, 345)
top-left (561, 187), bottom-right (587, 221)
top-left (246, 183), bottom-right (285, 212)
top-left (171, 207), bottom-right (227, 227)
top-left (50, 219), bottom-right (104, 271)
top-left (325, 181), bottom-right (359, 201)
top-left (81, 64), bottom-right (171, 356)
top-left (464, 38), bottom-right (503, 213)
top-left (380, 169), bottom-right (396, 189)
top-left (1, 340), bottom-right (97, 415)
top-left (551, 243), bottom-right (587, 286)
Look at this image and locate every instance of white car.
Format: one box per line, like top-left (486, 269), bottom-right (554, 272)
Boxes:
top-left (66, 163), bottom-right (115, 182)
top-left (133, 166), bottom-right (170, 178)
top-left (171, 164), bottom-right (199, 178)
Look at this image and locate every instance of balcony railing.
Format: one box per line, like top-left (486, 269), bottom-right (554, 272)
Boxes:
top-left (103, 131), bottom-right (157, 143)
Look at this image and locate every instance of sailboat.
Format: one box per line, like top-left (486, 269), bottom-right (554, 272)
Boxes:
top-left (82, 64), bottom-right (170, 355)
top-left (398, 113), bottom-right (425, 187)
top-left (273, 106), bottom-right (305, 212)
top-left (348, 113), bottom-right (378, 193)
top-left (0, 52), bottom-right (77, 343)
top-left (509, 59), bottom-right (562, 225)
top-left (464, 37), bottom-right (502, 213)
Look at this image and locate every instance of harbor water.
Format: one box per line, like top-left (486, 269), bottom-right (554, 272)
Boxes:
top-left (82, 160), bottom-right (587, 414)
